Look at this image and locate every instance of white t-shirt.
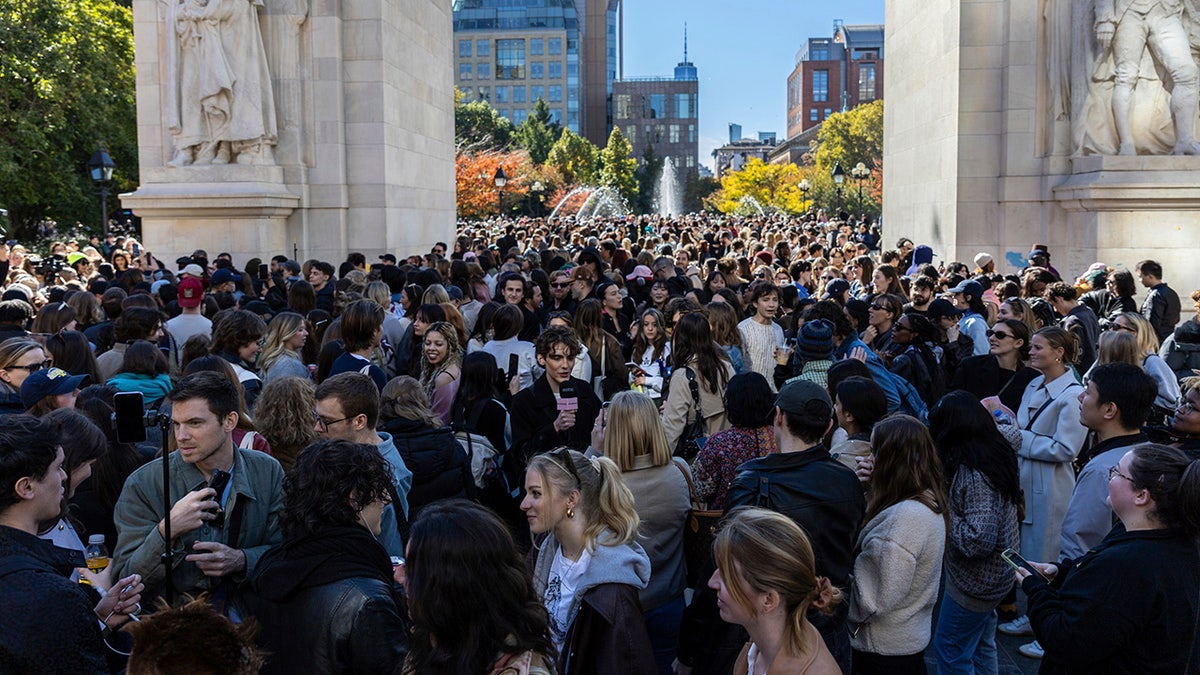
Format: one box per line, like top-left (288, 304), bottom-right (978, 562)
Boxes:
top-left (545, 546), bottom-right (592, 650)
top-left (165, 312), bottom-right (212, 347)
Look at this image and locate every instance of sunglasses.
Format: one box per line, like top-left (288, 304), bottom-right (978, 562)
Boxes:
top-left (986, 329), bottom-right (1013, 339)
top-left (869, 303), bottom-right (887, 311)
top-left (550, 282), bottom-right (570, 288)
top-left (5, 359), bottom-right (53, 373)
top-left (1108, 323), bottom-right (1136, 333)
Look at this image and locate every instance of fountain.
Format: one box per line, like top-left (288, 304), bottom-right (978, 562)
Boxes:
top-left (655, 157), bottom-right (681, 216)
top-left (734, 195), bottom-right (767, 216)
top-left (548, 185), bottom-right (630, 221)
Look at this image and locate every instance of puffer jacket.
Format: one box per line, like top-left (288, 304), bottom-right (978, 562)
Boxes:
top-left (1160, 318), bottom-right (1200, 383)
top-left (379, 416), bottom-right (474, 519)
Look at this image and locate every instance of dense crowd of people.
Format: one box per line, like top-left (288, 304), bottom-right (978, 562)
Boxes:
top-left (1, 213), bottom-right (1199, 674)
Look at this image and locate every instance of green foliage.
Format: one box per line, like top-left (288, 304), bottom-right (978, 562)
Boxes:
top-left (683, 170), bottom-right (720, 214)
top-left (514, 98), bottom-right (559, 164)
top-left (0, 0), bottom-right (137, 240)
top-left (455, 91), bottom-right (515, 151)
top-left (546, 127), bottom-right (598, 186)
top-left (597, 127), bottom-right (638, 205)
top-left (712, 159), bottom-right (807, 215)
top-left (810, 99), bottom-right (883, 172)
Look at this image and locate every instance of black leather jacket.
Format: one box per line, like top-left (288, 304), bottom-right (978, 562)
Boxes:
top-left (250, 528), bottom-right (408, 675)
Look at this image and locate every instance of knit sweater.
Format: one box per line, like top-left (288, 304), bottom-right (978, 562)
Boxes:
top-left (944, 467), bottom-right (1020, 613)
top-left (737, 317), bottom-right (784, 392)
top-left (847, 498), bottom-right (946, 655)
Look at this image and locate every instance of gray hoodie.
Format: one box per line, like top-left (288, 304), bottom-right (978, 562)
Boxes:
top-left (532, 530), bottom-right (651, 637)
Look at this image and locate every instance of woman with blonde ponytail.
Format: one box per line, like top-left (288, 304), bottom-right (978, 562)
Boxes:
top-left (709, 507), bottom-right (842, 675)
top-left (523, 447), bottom-right (656, 675)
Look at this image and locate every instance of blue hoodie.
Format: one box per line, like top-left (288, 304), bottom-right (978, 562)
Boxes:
top-left (835, 332), bottom-right (929, 422)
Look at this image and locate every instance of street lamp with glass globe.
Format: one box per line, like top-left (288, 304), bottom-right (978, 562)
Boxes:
top-left (831, 161), bottom-right (846, 216)
top-left (798, 178), bottom-right (811, 215)
top-left (531, 180), bottom-right (545, 217)
top-left (493, 167), bottom-right (508, 216)
top-left (851, 162), bottom-right (870, 216)
top-left (87, 147), bottom-right (116, 236)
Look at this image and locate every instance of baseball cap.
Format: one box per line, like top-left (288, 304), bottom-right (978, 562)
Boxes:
top-left (20, 367), bottom-right (88, 409)
top-left (181, 264), bottom-right (205, 277)
top-left (67, 252), bottom-right (89, 267)
top-left (210, 268), bottom-right (242, 286)
top-left (947, 279), bottom-right (984, 298)
top-left (973, 252), bottom-right (993, 268)
top-left (821, 278), bottom-right (851, 301)
top-left (774, 379), bottom-right (833, 420)
top-left (177, 277), bottom-right (204, 308)
top-left (379, 253), bottom-right (397, 263)
top-left (625, 265), bottom-right (653, 282)
top-left (927, 298), bottom-right (963, 320)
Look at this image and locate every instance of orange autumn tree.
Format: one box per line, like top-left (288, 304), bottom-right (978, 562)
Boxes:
top-left (456, 149), bottom-right (535, 220)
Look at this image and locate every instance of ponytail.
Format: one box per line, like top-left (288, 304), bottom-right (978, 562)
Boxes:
top-left (585, 456), bottom-right (639, 549)
top-left (1129, 444), bottom-right (1200, 536)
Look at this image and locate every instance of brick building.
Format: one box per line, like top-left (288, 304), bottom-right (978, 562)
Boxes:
top-left (786, 21), bottom-right (883, 140)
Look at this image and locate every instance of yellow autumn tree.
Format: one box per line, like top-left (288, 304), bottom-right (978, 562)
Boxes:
top-left (712, 159), bottom-right (806, 215)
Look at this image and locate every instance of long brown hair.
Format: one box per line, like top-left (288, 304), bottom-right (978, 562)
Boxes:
top-left (865, 415), bottom-right (948, 526)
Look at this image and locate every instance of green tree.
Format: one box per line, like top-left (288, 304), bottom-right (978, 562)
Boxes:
top-left (634, 144), bottom-right (663, 214)
top-left (0, 0), bottom-right (137, 240)
top-left (683, 169), bottom-right (720, 214)
top-left (455, 90), bottom-right (515, 151)
top-left (597, 127), bottom-right (638, 205)
top-left (546, 128), bottom-right (598, 186)
top-left (810, 99), bottom-right (883, 172)
top-left (514, 97), bottom-right (559, 164)
top-left (711, 159), bottom-right (806, 215)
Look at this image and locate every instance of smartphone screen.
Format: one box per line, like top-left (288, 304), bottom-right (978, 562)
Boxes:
top-left (1001, 548), bottom-right (1049, 582)
top-left (113, 391), bottom-right (147, 444)
top-left (258, 263), bottom-right (269, 280)
top-left (508, 353), bottom-right (519, 380)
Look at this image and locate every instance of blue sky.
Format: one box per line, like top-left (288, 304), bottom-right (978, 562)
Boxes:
top-left (620, 0), bottom-right (885, 171)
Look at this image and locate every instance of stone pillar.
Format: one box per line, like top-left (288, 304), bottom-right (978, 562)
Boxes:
top-left (122, 0), bottom-right (455, 265)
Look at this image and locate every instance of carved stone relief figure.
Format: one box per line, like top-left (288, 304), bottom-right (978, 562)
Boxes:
top-left (163, 0), bottom-right (279, 166)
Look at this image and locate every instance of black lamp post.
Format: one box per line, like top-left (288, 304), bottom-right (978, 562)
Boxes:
top-left (531, 180), bottom-right (545, 217)
top-left (798, 178), bottom-right (811, 214)
top-left (831, 161), bottom-right (845, 215)
top-left (494, 167), bottom-right (508, 216)
top-left (851, 162), bottom-right (870, 216)
top-left (87, 147), bottom-right (116, 236)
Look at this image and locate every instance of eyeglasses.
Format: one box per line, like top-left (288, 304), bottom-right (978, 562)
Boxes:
top-left (312, 410), bottom-right (354, 432)
top-left (986, 329), bottom-right (1014, 339)
top-left (1108, 465), bottom-right (1134, 483)
top-left (5, 359), bottom-right (52, 373)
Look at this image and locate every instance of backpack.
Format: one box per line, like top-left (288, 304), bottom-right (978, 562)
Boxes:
top-left (453, 400), bottom-right (509, 494)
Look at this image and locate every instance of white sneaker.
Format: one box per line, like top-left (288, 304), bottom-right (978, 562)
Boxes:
top-left (997, 614), bottom-right (1033, 636)
top-left (1018, 640), bottom-right (1044, 659)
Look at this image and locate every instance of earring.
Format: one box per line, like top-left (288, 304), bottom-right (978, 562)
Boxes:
top-left (566, 507), bottom-right (575, 519)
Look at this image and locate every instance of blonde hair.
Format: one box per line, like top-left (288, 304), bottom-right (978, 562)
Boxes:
top-left (422, 284), bottom-right (451, 305)
top-left (1114, 311), bottom-right (1161, 357)
top-left (527, 448), bottom-right (639, 551)
top-left (603, 391), bottom-right (672, 471)
top-left (714, 507), bottom-right (842, 657)
top-left (380, 376), bottom-right (441, 428)
top-left (364, 281), bottom-right (392, 310)
top-left (0, 339), bottom-right (43, 392)
top-left (258, 312), bottom-right (307, 373)
top-left (1097, 330), bottom-right (1140, 367)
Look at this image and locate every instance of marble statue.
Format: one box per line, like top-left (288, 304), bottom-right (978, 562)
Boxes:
top-left (1071, 0), bottom-right (1200, 155)
top-left (164, 0), bottom-right (278, 166)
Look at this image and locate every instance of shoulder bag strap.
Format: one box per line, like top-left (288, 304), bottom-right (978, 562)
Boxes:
top-left (1025, 381), bottom-right (1083, 431)
top-left (672, 457), bottom-right (700, 509)
top-left (685, 367), bottom-right (703, 420)
top-left (601, 339), bottom-right (607, 377)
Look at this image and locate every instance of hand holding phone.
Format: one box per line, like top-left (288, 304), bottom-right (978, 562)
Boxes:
top-left (508, 353), bottom-right (520, 381)
top-left (1001, 547), bottom-right (1052, 583)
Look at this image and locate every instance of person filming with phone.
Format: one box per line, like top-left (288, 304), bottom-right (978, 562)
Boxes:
top-left (113, 372), bottom-right (285, 616)
top-left (1013, 443), bottom-right (1200, 673)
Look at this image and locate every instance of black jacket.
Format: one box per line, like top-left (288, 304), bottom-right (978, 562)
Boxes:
top-left (251, 526), bottom-right (408, 675)
top-left (0, 526), bottom-right (110, 674)
top-left (725, 446), bottom-right (865, 588)
top-left (1061, 304), bottom-right (1101, 372)
top-left (1142, 282), bottom-right (1182, 344)
top-left (1161, 319), bottom-right (1200, 382)
top-left (560, 583), bottom-right (658, 675)
top-left (378, 416), bottom-right (474, 519)
top-left (1024, 526), bottom-right (1200, 675)
top-left (510, 375), bottom-right (601, 477)
top-left (949, 354), bottom-right (1040, 413)
top-left (314, 281), bottom-right (336, 313)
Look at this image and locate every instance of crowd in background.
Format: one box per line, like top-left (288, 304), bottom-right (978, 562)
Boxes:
top-left (1, 211), bottom-right (1199, 675)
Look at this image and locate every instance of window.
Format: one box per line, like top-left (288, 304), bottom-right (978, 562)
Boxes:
top-left (674, 93), bottom-right (694, 119)
top-left (513, 86), bottom-right (526, 103)
top-left (459, 40), bottom-right (472, 58)
top-left (669, 124), bottom-right (680, 143)
top-left (477, 86), bottom-right (490, 102)
top-left (813, 70), bottom-right (829, 102)
top-left (688, 124), bottom-right (695, 142)
top-left (548, 61), bottom-right (562, 79)
top-left (858, 63), bottom-right (877, 101)
top-left (654, 124), bottom-right (665, 143)
top-left (550, 108), bottom-right (563, 124)
top-left (458, 63), bottom-right (472, 81)
top-left (648, 94), bottom-right (666, 119)
top-left (477, 63), bottom-right (491, 80)
top-left (549, 85), bottom-right (562, 102)
top-left (686, 155), bottom-right (694, 168)
top-left (530, 62), bottom-right (543, 79)
top-left (548, 38), bottom-right (562, 55)
top-left (530, 38), bottom-right (543, 56)
top-left (495, 86), bottom-right (508, 103)
top-left (626, 125), bottom-right (636, 144)
top-left (614, 94), bottom-right (632, 119)
top-left (513, 109), bottom-right (528, 124)
top-left (810, 45), bottom-right (829, 60)
top-left (530, 85), bottom-right (545, 101)
top-left (495, 39), bottom-right (525, 80)
top-left (496, 108), bottom-right (508, 119)
top-left (810, 108), bottom-right (818, 122)
top-left (476, 40), bottom-right (490, 57)
top-left (824, 108), bottom-right (832, 118)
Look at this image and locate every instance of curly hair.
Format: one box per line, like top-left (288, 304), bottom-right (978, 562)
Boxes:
top-left (406, 500), bottom-right (556, 674)
top-left (253, 377), bottom-right (317, 473)
top-left (280, 439), bottom-right (395, 539)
